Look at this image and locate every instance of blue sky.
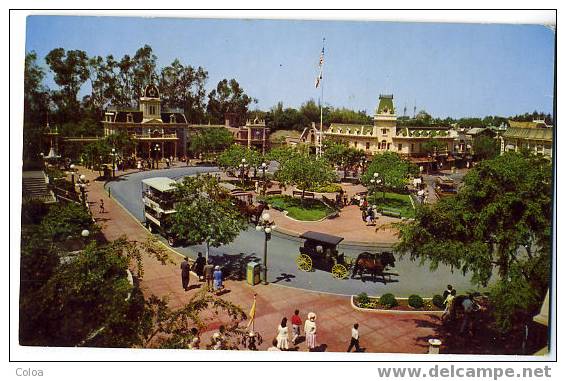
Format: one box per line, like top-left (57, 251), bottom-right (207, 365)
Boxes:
top-left (25, 16), bottom-right (555, 119)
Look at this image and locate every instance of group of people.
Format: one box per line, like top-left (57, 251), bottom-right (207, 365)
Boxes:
top-left (180, 253), bottom-right (224, 294)
top-left (268, 310), bottom-right (317, 351)
top-left (441, 284), bottom-right (484, 336)
top-left (266, 311), bottom-right (362, 353)
top-left (360, 200), bottom-right (378, 226)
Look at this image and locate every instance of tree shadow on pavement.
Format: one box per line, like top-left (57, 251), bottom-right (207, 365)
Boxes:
top-left (213, 252), bottom-right (261, 281)
top-left (272, 273), bottom-right (296, 283)
top-left (411, 313), bottom-right (549, 355)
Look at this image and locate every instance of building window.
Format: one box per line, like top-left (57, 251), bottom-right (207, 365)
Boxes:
top-left (382, 128), bottom-right (387, 135)
top-left (354, 141), bottom-right (358, 148)
top-left (149, 105), bottom-right (156, 115)
top-left (411, 143), bottom-right (414, 151)
top-left (366, 142), bottom-right (370, 150)
top-left (398, 143), bottom-right (403, 151)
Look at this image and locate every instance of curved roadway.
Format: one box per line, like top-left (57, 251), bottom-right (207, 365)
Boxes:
top-left (107, 166), bottom-right (478, 297)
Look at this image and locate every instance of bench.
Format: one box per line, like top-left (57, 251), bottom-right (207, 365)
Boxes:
top-left (381, 209), bottom-right (402, 218)
top-left (293, 190), bottom-right (315, 199)
top-left (265, 189), bottom-right (282, 196)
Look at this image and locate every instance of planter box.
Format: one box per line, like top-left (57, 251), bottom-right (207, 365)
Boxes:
top-left (351, 295), bottom-right (443, 315)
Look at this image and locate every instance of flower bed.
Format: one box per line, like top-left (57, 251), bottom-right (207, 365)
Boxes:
top-left (264, 195), bottom-right (337, 221)
top-left (352, 293), bottom-right (443, 315)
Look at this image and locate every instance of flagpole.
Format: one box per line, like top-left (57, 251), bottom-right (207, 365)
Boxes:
top-left (319, 37), bottom-right (325, 158)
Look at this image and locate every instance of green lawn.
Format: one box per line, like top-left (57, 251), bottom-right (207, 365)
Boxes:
top-left (266, 195), bottom-right (336, 221)
top-left (368, 192), bottom-right (415, 218)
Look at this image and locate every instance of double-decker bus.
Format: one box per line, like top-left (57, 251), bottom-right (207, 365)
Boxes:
top-left (141, 177), bottom-right (180, 246)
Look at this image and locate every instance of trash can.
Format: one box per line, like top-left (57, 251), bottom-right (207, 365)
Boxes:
top-left (246, 262), bottom-right (261, 286)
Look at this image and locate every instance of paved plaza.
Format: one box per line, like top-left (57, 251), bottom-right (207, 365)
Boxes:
top-left (105, 165), bottom-right (480, 296)
top-left (73, 164), bottom-right (471, 353)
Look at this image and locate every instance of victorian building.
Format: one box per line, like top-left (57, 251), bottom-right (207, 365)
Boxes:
top-left (102, 84), bottom-right (189, 159)
top-left (319, 94), bottom-right (459, 167)
top-left (501, 119), bottom-right (553, 158)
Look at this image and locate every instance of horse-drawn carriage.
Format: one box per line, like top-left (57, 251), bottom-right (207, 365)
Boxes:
top-left (295, 231), bottom-right (396, 282)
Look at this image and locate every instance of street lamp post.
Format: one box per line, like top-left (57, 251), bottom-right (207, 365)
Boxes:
top-left (239, 158), bottom-right (248, 186)
top-left (370, 172), bottom-right (382, 201)
top-left (69, 164), bottom-right (75, 186)
top-left (260, 162), bottom-right (268, 195)
top-left (78, 174), bottom-right (87, 207)
top-left (154, 144), bottom-right (161, 169)
top-left (255, 212), bottom-right (276, 285)
top-left (111, 148), bottom-right (116, 178)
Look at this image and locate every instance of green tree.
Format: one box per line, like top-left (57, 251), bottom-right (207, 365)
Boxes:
top-left (45, 48), bottom-right (90, 122)
top-left (170, 174), bottom-right (247, 260)
top-left (266, 146), bottom-right (301, 166)
top-left (23, 51), bottom-right (51, 164)
top-left (104, 130), bottom-right (135, 157)
top-left (473, 135), bottom-right (500, 161)
top-left (361, 152), bottom-right (416, 199)
top-left (189, 127), bottom-right (234, 159)
top-left (217, 145), bottom-right (262, 173)
top-left (275, 154), bottom-right (335, 203)
top-left (40, 202), bottom-right (98, 242)
top-left (159, 59), bottom-right (209, 124)
top-left (323, 141), bottom-right (365, 178)
top-left (137, 290), bottom-right (248, 349)
top-left (394, 151), bottom-right (551, 332)
top-left (206, 79), bottom-right (256, 124)
top-left (421, 140), bottom-right (448, 156)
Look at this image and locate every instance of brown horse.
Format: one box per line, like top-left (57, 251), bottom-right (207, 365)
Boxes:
top-left (237, 200), bottom-right (269, 223)
top-left (352, 251), bottom-right (396, 283)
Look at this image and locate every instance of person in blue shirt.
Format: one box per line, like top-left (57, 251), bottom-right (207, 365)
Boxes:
top-left (213, 266), bottom-right (223, 292)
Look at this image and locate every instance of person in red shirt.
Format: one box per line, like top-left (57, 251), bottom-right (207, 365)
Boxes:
top-left (291, 309), bottom-right (302, 345)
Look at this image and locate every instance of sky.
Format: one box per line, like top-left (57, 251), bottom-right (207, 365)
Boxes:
top-left (25, 16), bottom-right (555, 119)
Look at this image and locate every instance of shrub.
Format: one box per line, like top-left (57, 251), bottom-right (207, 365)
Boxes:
top-left (356, 292), bottom-right (370, 307)
top-left (378, 293), bottom-right (398, 308)
top-left (408, 294), bottom-right (424, 309)
top-left (432, 294), bottom-right (444, 308)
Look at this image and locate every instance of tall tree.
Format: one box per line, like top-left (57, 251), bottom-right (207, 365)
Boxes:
top-left (188, 127), bottom-right (233, 158)
top-left (323, 141), bottom-right (365, 178)
top-left (23, 51), bottom-right (50, 163)
top-left (275, 154), bottom-right (335, 203)
top-left (217, 144), bottom-right (262, 173)
top-left (45, 48), bottom-right (90, 122)
top-left (159, 59), bottom-right (208, 123)
top-left (170, 174), bottom-right (247, 260)
top-left (473, 135), bottom-right (500, 161)
top-left (206, 79), bottom-right (256, 124)
top-left (131, 45), bottom-right (158, 105)
top-left (361, 152), bottom-right (417, 199)
top-left (395, 151), bottom-right (551, 332)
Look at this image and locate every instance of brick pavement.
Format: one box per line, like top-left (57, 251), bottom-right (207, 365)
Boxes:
top-left (76, 166), bottom-right (440, 353)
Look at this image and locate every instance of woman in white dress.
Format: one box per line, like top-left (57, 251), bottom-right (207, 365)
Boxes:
top-left (276, 317), bottom-right (289, 350)
top-left (304, 312), bottom-right (317, 351)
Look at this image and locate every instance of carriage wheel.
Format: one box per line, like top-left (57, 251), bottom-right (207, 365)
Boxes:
top-left (296, 254), bottom-right (313, 272)
top-left (331, 264), bottom-right (348, 279)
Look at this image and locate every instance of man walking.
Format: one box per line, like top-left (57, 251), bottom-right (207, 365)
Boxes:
top-left (346, 323), bottom-right (361, 352)
top-left (291, 309), bottom-right (302, 344)
top-left (180, 256), bottom-right (190, 291)
top-left (203, 260), bottom-right (215, 291)
top-left (194, 252), bottom-right (206, 281)
top-left (99, 199), bottom-right (105, 214)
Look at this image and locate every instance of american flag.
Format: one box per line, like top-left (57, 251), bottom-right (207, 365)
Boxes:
top-left (315, 45), bottom-right (324, 88)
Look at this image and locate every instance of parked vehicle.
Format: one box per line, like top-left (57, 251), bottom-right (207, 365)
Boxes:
top-left (435, 176), bottom-right (457, 198)
top-left (142, 177), bottom-right (180, 246)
